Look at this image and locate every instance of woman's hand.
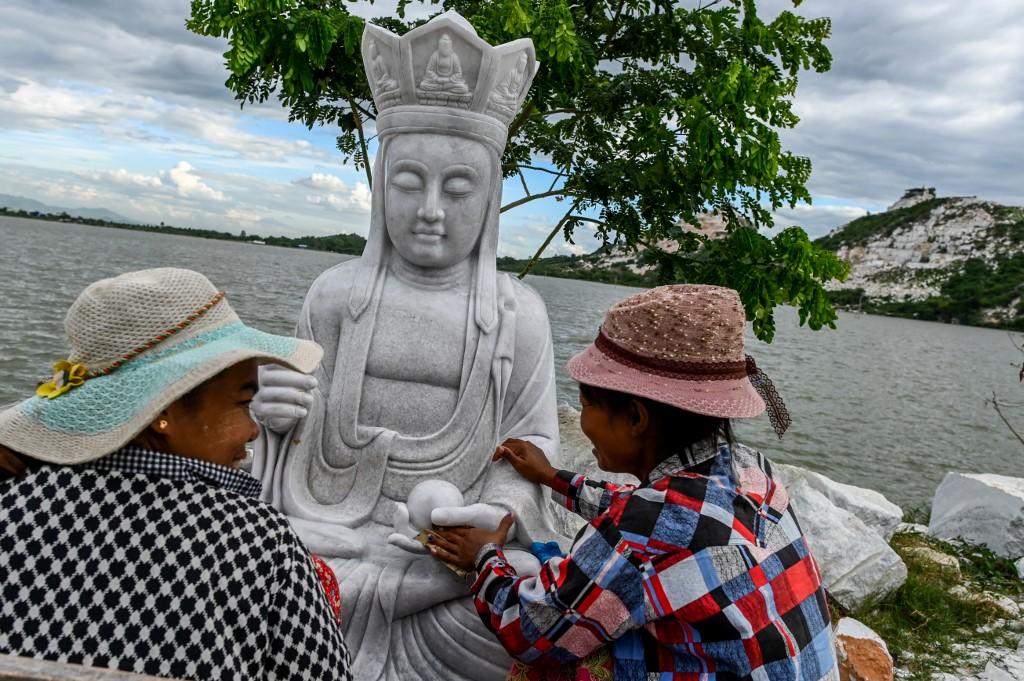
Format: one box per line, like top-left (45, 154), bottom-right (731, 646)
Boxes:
top-left (492, 438), bottom-right (558, 486)
top-left (427, 512), bottom-right (515, 572)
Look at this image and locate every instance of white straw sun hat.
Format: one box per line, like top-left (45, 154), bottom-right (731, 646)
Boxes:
top-left (0, 268), bottom-right (322, 464)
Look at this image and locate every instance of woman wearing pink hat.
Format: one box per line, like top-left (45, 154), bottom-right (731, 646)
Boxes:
top-left (429, 285), bottom-right (838, 680)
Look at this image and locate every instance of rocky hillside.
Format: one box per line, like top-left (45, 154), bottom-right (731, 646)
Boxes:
top-left (818, 188), bottom-right (1024, 330)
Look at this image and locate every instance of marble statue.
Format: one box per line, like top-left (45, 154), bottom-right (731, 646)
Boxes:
top-left (419, 33), bottom-right (469, 94)
top-left (368, 39), bottom-right (398, 95)
top-left (250, 12), bottom-right (563, 681)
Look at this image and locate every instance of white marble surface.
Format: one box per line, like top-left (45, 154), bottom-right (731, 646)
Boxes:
top-left (929, 472), bottom-right (1024, 558)
top-left (251, 12), bottom-right (554, 681)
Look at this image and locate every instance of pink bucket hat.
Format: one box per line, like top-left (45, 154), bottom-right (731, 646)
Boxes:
top-left (567, 284), bottom-right (791, 437)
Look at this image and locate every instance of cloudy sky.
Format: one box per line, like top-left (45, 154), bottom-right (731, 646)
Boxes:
top-left (0, 0), bottom-right (1021, 256)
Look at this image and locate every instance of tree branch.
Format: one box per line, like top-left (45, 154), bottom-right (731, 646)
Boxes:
top-left (517, 169), bottom-right (530, 196)
top-left (989, 392), bottom-right (1024, 447)
top-left (570, 215), bottom-right (606, 227)
top-left (598, 0), bottom-right (629, 60)
top-left (518, 203), bottom-right (579, 279)
top-left (346, 94), bottom-right (373, 189)
top-left (511, 164), bottom-right (564, 176)
top-left (500, 189), bottom-right (567, 214)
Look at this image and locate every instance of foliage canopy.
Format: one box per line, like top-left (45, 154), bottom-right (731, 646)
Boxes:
top-left (187, 0), bottom-right (849, 342)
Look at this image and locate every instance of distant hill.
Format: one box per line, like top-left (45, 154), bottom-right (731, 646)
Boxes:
top-left (0, 193), bottom-right (137, 224)
top-left (817, 188), bottom-right (1024, 330)
top-left (497, 214), bottom-right (729, 287)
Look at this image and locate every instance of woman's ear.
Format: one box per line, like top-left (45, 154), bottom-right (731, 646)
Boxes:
top-left (132, 409), bottom-right (173, 451)
top-left (628, 398), bottom-right (650, 436)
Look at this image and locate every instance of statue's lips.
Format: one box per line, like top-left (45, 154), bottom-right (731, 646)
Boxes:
top-left (412, 232), bottom-right (444, 243)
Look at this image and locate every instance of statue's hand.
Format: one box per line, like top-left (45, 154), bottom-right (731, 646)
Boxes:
top-left (252, 364), bottom-right (317, 434)
top-left (387, 533), bottom-right (430, 554)
top-left (387, 502), bottom-right (429, 555)
top-left (431, 502), bottom-right (514, 534)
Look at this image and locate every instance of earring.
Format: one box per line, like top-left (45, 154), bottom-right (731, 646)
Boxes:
top-left (158, 419), bottom-right (168, 430)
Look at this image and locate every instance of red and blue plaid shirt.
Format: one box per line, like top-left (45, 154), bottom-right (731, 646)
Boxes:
top-left (470, 440), bottom-right (838, 680)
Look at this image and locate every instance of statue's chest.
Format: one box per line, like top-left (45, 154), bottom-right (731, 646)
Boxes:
top-left (358, 289), bottom-right (472, 435)
top-left (364, 292), bottom-right (468, 388)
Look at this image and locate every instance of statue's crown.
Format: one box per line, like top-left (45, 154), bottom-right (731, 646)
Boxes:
top-left (362, 12), bottom-right (537, 149)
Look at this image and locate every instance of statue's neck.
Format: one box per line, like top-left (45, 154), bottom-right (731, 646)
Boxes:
top-left (387, 250), bottom-right (472, 290)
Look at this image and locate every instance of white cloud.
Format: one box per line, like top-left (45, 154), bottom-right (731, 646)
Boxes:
top-left (300, 175), bottom-right (372, 213)
top-left (769, 203), bottom-right (870, 239)
top-left (304, 173), bottom-right (349, 193)
top-left (46, 181), bottom-right (100, 203)
top-left (84, 168), bottom-right (163, 189)
top-left (167, 161), bottom-right (226, 202)
top-left (225, 208), bottom-right (263, 223)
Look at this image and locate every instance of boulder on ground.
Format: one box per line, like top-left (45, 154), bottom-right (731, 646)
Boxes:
top-left (834, 618), bottom-right (894, 681)
top-left (1015, 557), bottom-right (1024, 582)
top-left (773, 463), bottom-right (903, 540)
top-left (788, 478), bottom-right (907, 610)
top-left (929, 473), bottom-right (1024, 558)
top-left (980, 652), bottom-right (1024, 681)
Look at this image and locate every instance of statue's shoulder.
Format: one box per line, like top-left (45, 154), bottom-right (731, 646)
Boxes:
top-left (499, 273), bottom-right (549, 322)
top-left (304, 258), bottom-right (363, 311)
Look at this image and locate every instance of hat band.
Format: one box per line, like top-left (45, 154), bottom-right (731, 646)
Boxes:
top-left (594, 330), bottom-right (791, 439)
top-left (37, 291), bottom-right (226, 400)
top-left (594, 330), bottom-right (748, 380)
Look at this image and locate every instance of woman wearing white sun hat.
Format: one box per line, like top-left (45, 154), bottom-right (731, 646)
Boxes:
top-left (0, 268), bottom-right (352, 681)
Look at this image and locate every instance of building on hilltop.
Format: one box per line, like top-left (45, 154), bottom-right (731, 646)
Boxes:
top-left (888, 187), bottom-right (936, 212)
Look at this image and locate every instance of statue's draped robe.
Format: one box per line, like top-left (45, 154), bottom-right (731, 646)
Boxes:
top-left (253, 259), bottom-right (564, 681)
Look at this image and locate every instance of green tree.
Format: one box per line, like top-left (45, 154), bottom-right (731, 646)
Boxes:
top-left (187, 0), bottom-right (848, 342)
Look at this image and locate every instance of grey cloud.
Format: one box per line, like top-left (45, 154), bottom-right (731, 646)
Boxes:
top-left (762, 0), bottom-right (1024, 209)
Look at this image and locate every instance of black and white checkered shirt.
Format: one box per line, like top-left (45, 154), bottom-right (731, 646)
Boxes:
top-left (0, 447), bottom-right (353, 680)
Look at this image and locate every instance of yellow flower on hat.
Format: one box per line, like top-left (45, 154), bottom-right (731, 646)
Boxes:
top-left (36, 360), bottom-right (88, 400)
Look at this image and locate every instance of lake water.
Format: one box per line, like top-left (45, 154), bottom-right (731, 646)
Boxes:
top-left (1, 215), bottom-right (1020, 507)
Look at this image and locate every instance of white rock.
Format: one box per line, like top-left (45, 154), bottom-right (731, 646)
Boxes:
top-left (929, 473), bottom-right (1024, 558)
top-left (773, 463), bottom-right (903, 540)
top-left (1016, 557), bottom-right (1024, 581)
top-left (902, 546), bottom-right (961, 579)
top-left (981, 653), bottom-right (1024, 681)
top-left (989, 594), bottom-right (1021, 619)
top-left (930, 672), bottom-right (963, 681)
top-left (895, 522), bottom-right (929, 535)
top-left (788, 478), bottom-right (907, 610)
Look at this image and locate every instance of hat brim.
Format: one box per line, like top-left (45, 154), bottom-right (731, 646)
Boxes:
top-left (0, 321), bottom-right (322, 465)
top-left (566, 343), bottom-right (765, 419)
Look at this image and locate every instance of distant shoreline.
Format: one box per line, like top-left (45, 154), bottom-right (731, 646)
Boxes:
top-left (4, 208), bottom-right (1019, 333)
top-left (0, 207), bottom-right (654, 288)
top-left (0, 207), bottom-right (368, 256)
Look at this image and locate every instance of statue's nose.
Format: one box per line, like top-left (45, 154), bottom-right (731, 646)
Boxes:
top-left (417, 187), bottom-right (445, 223)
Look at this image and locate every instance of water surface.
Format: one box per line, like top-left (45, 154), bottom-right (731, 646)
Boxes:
top-left (1, 216), bottom-right (1020, 506)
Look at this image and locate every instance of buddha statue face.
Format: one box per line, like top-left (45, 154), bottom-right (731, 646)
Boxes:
top-left (384, 133), bottom-right (494, 269)
top-left (439, 34), bottom-right (453, 57)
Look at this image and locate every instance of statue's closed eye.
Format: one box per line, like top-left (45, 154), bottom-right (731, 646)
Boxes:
top-left (443, 176), bottom-right (475, 196)
top-left (391, 171), bottom-right (424, 191)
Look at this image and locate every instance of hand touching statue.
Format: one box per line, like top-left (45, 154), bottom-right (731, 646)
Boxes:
top-left (491, 438), bottom-right (558, 486)
top-left (428, 513), bottom-right (516, 572)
